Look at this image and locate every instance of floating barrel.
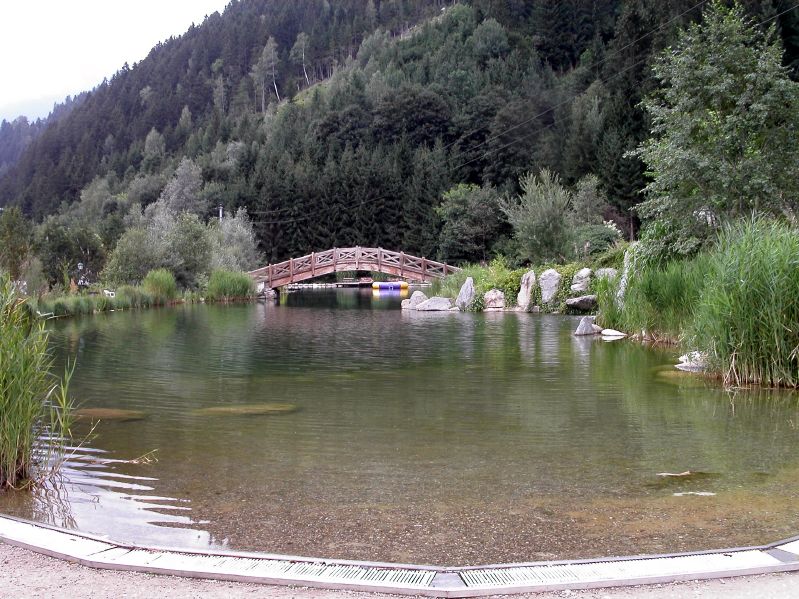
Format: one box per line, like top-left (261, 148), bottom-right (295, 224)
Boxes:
top-left (372, 281), bottom-right (409, 289)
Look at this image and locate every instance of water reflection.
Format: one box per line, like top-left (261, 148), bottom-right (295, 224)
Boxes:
top-left (1, 290), bottom-right (798, 564)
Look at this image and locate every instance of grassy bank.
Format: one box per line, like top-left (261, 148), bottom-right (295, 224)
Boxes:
top-left (0, 276), bottom-right (72, 489)
top-left (32, 268), bottom-right (255, 319)
top-left (597, 219), bottom-right (799, 388)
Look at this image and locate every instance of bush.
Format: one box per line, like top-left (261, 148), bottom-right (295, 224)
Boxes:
top-left (0, 275), bottom-right (72, 488)
top-left (206, 270), bottom-right (254, 301)
top-left (142, 268), bottom-right (178, 304)
top-left (690, 218), bottom-right (799, 387)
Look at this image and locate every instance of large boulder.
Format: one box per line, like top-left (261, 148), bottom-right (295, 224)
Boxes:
top-left (570, 268), bottom-right (592, 293)
top-left (483, 288), bottom-right (506, 310)
top-left (455, 277), bottom-right (475, 311)
top-left (409, 290), bottom-right (428, 309)
top-left (415, 296), bottom-right (453, 311)
top-left (516, 270), bottom-right (536, 311)
top-left (565, 295), bottom-right (597, 311)
top-left (401, 299), bottom-right (411, 310)
top-left (595, 268), bottom-right (618, 281)
top-left (574, 315), bottom-right (598, 336)
top-left (539, 269), bottom-right (562, 304)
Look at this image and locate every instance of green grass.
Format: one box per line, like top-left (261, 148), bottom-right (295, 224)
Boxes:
top-left (206, 270), bottom-right (254, 302)
top-left (1, 275), bottom-right (73, 489)
top-left (431, 257), bottom-right (525, 310)
top-left (596, 253), bottom-right (710, 340)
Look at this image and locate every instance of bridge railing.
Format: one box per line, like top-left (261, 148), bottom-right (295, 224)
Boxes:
top-left (248, 247), bottom-right (460, 287)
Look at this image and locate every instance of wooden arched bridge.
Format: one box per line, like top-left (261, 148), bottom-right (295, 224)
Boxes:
top-left (248, 247), bottom-right (461, 288)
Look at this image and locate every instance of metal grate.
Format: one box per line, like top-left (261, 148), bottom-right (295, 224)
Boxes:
top-left (460, 551), bottom-right (783, 588)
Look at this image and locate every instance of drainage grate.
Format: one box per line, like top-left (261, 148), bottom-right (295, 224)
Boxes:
top-left (460, 551), bottom-right (783, 588)
top-left (98, 548), bottom-right (436, 589)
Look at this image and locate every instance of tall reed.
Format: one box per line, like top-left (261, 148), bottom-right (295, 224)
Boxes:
top-left (0, 276), bottom-right (73, 489)
top-left (206, 270), bottom-right (254, 301)
top-left (142, 268), bottom-right (178, 304)
top-left (690, 218), bottom-right (799, 387)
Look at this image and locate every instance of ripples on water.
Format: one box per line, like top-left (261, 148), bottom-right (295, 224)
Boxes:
top-left (2, 288), bottom-right (799, 563)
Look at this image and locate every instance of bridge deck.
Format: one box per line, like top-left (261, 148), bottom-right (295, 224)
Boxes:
top-left (248, 247), bottom-right (460, 288)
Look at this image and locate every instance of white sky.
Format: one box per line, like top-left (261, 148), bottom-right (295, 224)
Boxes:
top-left (0, 0), bottom-right (231, 122)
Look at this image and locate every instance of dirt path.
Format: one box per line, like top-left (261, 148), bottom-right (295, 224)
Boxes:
top-left (1, 543), bottom-right (798, 598)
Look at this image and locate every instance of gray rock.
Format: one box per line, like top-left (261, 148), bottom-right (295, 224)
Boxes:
top-left (539, 269), bottom-right (562, 304)
top-left (409, 290), bottom-right (428, 309)
top-left (591, 324), bottom-right (603, 334)
top-left (595, 268), bottom-right (619, 280)
top-left (516, 270), bottom-right (536, 311)
top-left (565, 294), bottom-right (597, 311)
top-left (570, 267), bottom-right (593, 293)
top-left (574, 315), bottom-right (598, 336)
top-left (401, 299), bottom-right (411, 310)
top-left (455, 277), bottom-right (475, 311)
top-left (483, 288), bottom-right (506, 310)
top-left (415, 296), bottom-right (453, 311)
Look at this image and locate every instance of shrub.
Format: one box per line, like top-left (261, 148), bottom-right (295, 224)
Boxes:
top-left (206, 270), bottom-right (254, 301)
top-left (690, 218), bottom-right (799, 387)
top-left (142, 268), bottom-right (178, 304)
top-left (0, 275), bottom-right (73, 488)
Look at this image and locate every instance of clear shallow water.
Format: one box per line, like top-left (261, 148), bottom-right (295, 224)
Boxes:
top-left (2, 289), bottom-right (799, 564)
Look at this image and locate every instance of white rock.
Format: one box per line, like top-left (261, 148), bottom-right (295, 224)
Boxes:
top-left (409, 290), bottom-right (428, 309)
top-left (676, 351), bottom-right (708, 372)
top-left (539, 269), bottom-right (562, 304)
top-left (483, 288), bottom-right (506, 309)
top-left (516, 270), bottom-right (536, 311)
top-left (570, 267), bottom-right (592, 293)
top-left (401, 299), bottom-right (411, 310)
top-left (601, 328), bottom-right (627, 338)
top-left (415, 297), bottom-right (453, 311)
top-left (455, 277), bottom-right (475, 311)
top-left (574, 316), bottom-right (598, 336)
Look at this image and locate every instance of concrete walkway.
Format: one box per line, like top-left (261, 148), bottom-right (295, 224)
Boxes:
top-left (2, 543), bottom-right (799, 599)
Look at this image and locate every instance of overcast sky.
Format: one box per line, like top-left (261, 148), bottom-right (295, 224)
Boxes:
top-left (0, 0), bottom-right (231, 122)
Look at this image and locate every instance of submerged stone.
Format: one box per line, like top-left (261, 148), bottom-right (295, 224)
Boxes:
top-left (74, 408), bottom-right (146, 422)
top-left (194, 403), bottom-right (299, 416)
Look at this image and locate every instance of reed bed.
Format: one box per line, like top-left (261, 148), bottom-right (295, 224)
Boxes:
top-left (205, 269), bottom-right (254, 302)
top-left (0, 276), bottom-right (72, 489)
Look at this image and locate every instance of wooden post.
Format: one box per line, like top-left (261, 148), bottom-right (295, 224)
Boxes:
top-left (378, 248), bottom-right (382, 274)
top-left (356, 246), bottom-right (360, 271)
top-left (400, 251), bottom-right (405, 278)
top-left (422, 257), bottom-right (427, 282)
top-left (289, 258), bottom-right (294, 283)
top-left (268, 265), bottom-right (272, 288)
top-left (311, 252), bottom-right (315, 276)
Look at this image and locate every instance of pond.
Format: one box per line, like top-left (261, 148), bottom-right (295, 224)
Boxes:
top-left (2, 288), bottom-right (798, 566)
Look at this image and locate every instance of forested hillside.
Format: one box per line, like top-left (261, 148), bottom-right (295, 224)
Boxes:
top-left (1, 0), bottom-right (797, 274)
